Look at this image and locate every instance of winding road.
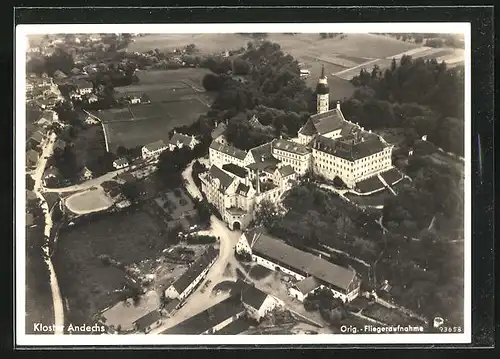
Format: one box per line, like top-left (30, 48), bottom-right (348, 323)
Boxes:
top-left (31, 131), bottom-right (65, 334)
top-left (150, 160), bottom-right (243, 334)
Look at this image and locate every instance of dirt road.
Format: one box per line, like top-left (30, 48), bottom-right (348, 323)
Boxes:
top-left (31, 131), bottom-right (65, 334)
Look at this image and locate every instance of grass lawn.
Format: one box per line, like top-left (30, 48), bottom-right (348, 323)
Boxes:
top-left (102, 99), bottom-right (210, 152)
top-left (53, 208), bottom-right (170, 325)
top-left (247, 264), bottom-right (274, 280)
top-left (72, 125), bottom-right (107, 170)
top-left (135, 68), bottom-right (214, 88)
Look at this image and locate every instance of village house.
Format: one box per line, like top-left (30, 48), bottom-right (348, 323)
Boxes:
top-left (43, 166), bottom-right (61, 187)
top-left (237, 229), bottom-right (361, 303)
top-left (113, 158), bottom-right (129, 170)
top-left (132, 310), bottom-right (163, 334)
top-left (164, 246), bottom-right (218, 302)
top-left (26, 150), bottom-right (39, 169)
top-left (211, 122), bottom-right (228, 145)
top-left (87, 94), bottom-right (99, 104)
top-left (74, 78), bottom-right (94, 95)
top-left (168, 132), bottom-right (200, 151)
top-left (141, 140), bottom-right (168, 160)
top-left (162, 295), bottom-right (245, 335)
top-left (240, 282), bottom-right (284, 322)
top-left (81, 167), bottom-right (93, 181)
top-left (28, 131), bottom-right (45, 148)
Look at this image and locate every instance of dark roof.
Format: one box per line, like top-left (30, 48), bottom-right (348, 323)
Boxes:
top-left (211, 123), bottom-right (227, 139)
top-left (164, 299), bottom-right (180, 313)
top-left (213, 317), bottom-right (251, 335)
top-left (240, 282), bottom-right (269, 310)
top-left (314, 132), bottom-right (388, 161)
top-left (30, 131), bottom-right (44, 143)
top-left (298, 118), bottom-right (318, 136)
top-left (311, 109), bottom-right (344, 135)
top-left (236, 183), bottom-right (251, 196)
top-left (294, 277), bottom-right (321, 294)
top-left (26, 150), bottom-right (39, 165)
top-left (252, 233), bottom-right (357, 292)
top-left (222, 163), bottom-right (247, 179)
top-left (277, 165), bottom-right (295, 177)
top-left (208, 165), bottom-right (235, 192)
top-left (246, 157), bottom-right (280, 172)
top-left (355, 175), bottom-right (385, 194)
top-left (143, 140), bottom-right (167, 152)
top-left (170, 133), bottom-right (194, 147)
top-left (73, 78), bottom-right (93, 88)
top-left (210, 141), bottom-right (247, 160)
top-left (171, 246), bottom-right (218, 295)
top-left (249, 141), bottom-right (274, 162)
top-left (133, 310), bottom-right (161, 330)
top-left (380, 167), bottom-right (403, 186)
top-left (273, 139), bottom-right (311, 155)
top-left (316, 82), bottom-right (330, 95)
top-left (161, 295), bottom-right (244, 334)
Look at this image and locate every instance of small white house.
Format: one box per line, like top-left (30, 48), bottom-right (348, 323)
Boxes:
top-left (113, 158), bottom-right (129, 170)
top-left (288, 277), bottom-right (322, 302)
top-left (241, 283), bottom-right (283, 322)
top-left (168, 132), bottom-right (199, 151)
top-left (142, 140), bottom-right (168, 160)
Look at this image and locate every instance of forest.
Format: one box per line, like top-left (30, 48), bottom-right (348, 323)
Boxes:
top-left (346, 56), bottom-right (465, 156)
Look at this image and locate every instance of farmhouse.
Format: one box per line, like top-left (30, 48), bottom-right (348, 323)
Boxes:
top-left (113, 157), bottom-right (129, 169)
top-left (211, 122), bottom-right (227, 144)
top-left (133, 310), bottom-right (163, 333)
top-left (209, 141), bottom-right (247, 169)
top-left (142, 140), bottom-right (168, 160)
top-left (164, 245), bottom-right (218, 302)
top-left (168, 132), bottom-right (199, 151)
top-left (74, 79), bottom-right (93, 95)
top-left (240, 281), bottom-right (284, 322)
top-left (161, 295), bottom-right (245, 335)
top-left (237, 230), bottom-right (361, 303)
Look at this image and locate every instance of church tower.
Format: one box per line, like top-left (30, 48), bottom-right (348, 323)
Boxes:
top-left (316, 65), bottom-right (329, 114)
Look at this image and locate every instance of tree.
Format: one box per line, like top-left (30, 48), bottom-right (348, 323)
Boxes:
top-left (26, 174), bottom-right (35, 191)
top-left (202, 73), bottom-right (224, 91)
top-left (232, 58), bottom-right (251, 75)
top-left (185, 44), bottom-right (197, 54)
top-left (254, 199), bottom-right (282, 229)
top-left (319, 33), bottom-right (328, 39)
top-left (121, 181), bottom-right (140, 202)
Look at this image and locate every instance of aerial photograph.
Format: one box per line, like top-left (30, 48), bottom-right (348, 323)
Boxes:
top-left (22, 31), bottom-right (466, 338)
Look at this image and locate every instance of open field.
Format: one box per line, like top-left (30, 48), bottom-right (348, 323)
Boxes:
top-left (135, 68), bottom-right (213, 88)
top-left (72, 124), bottom-right (108, 171)
top-left (128, 33), bottom-right (249, 54)
top-left (64, 186), bottom-right (114, 215)
top-left (102, 98), bottom-right (209, 151)
top-left (54, 208), bottom-right (170, 324)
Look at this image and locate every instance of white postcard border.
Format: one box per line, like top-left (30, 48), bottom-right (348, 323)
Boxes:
top-left (16, 22), bottom-right (471, 346)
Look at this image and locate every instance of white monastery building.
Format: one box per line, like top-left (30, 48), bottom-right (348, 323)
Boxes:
top-left (201, 67), bottom-right (400, 230)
